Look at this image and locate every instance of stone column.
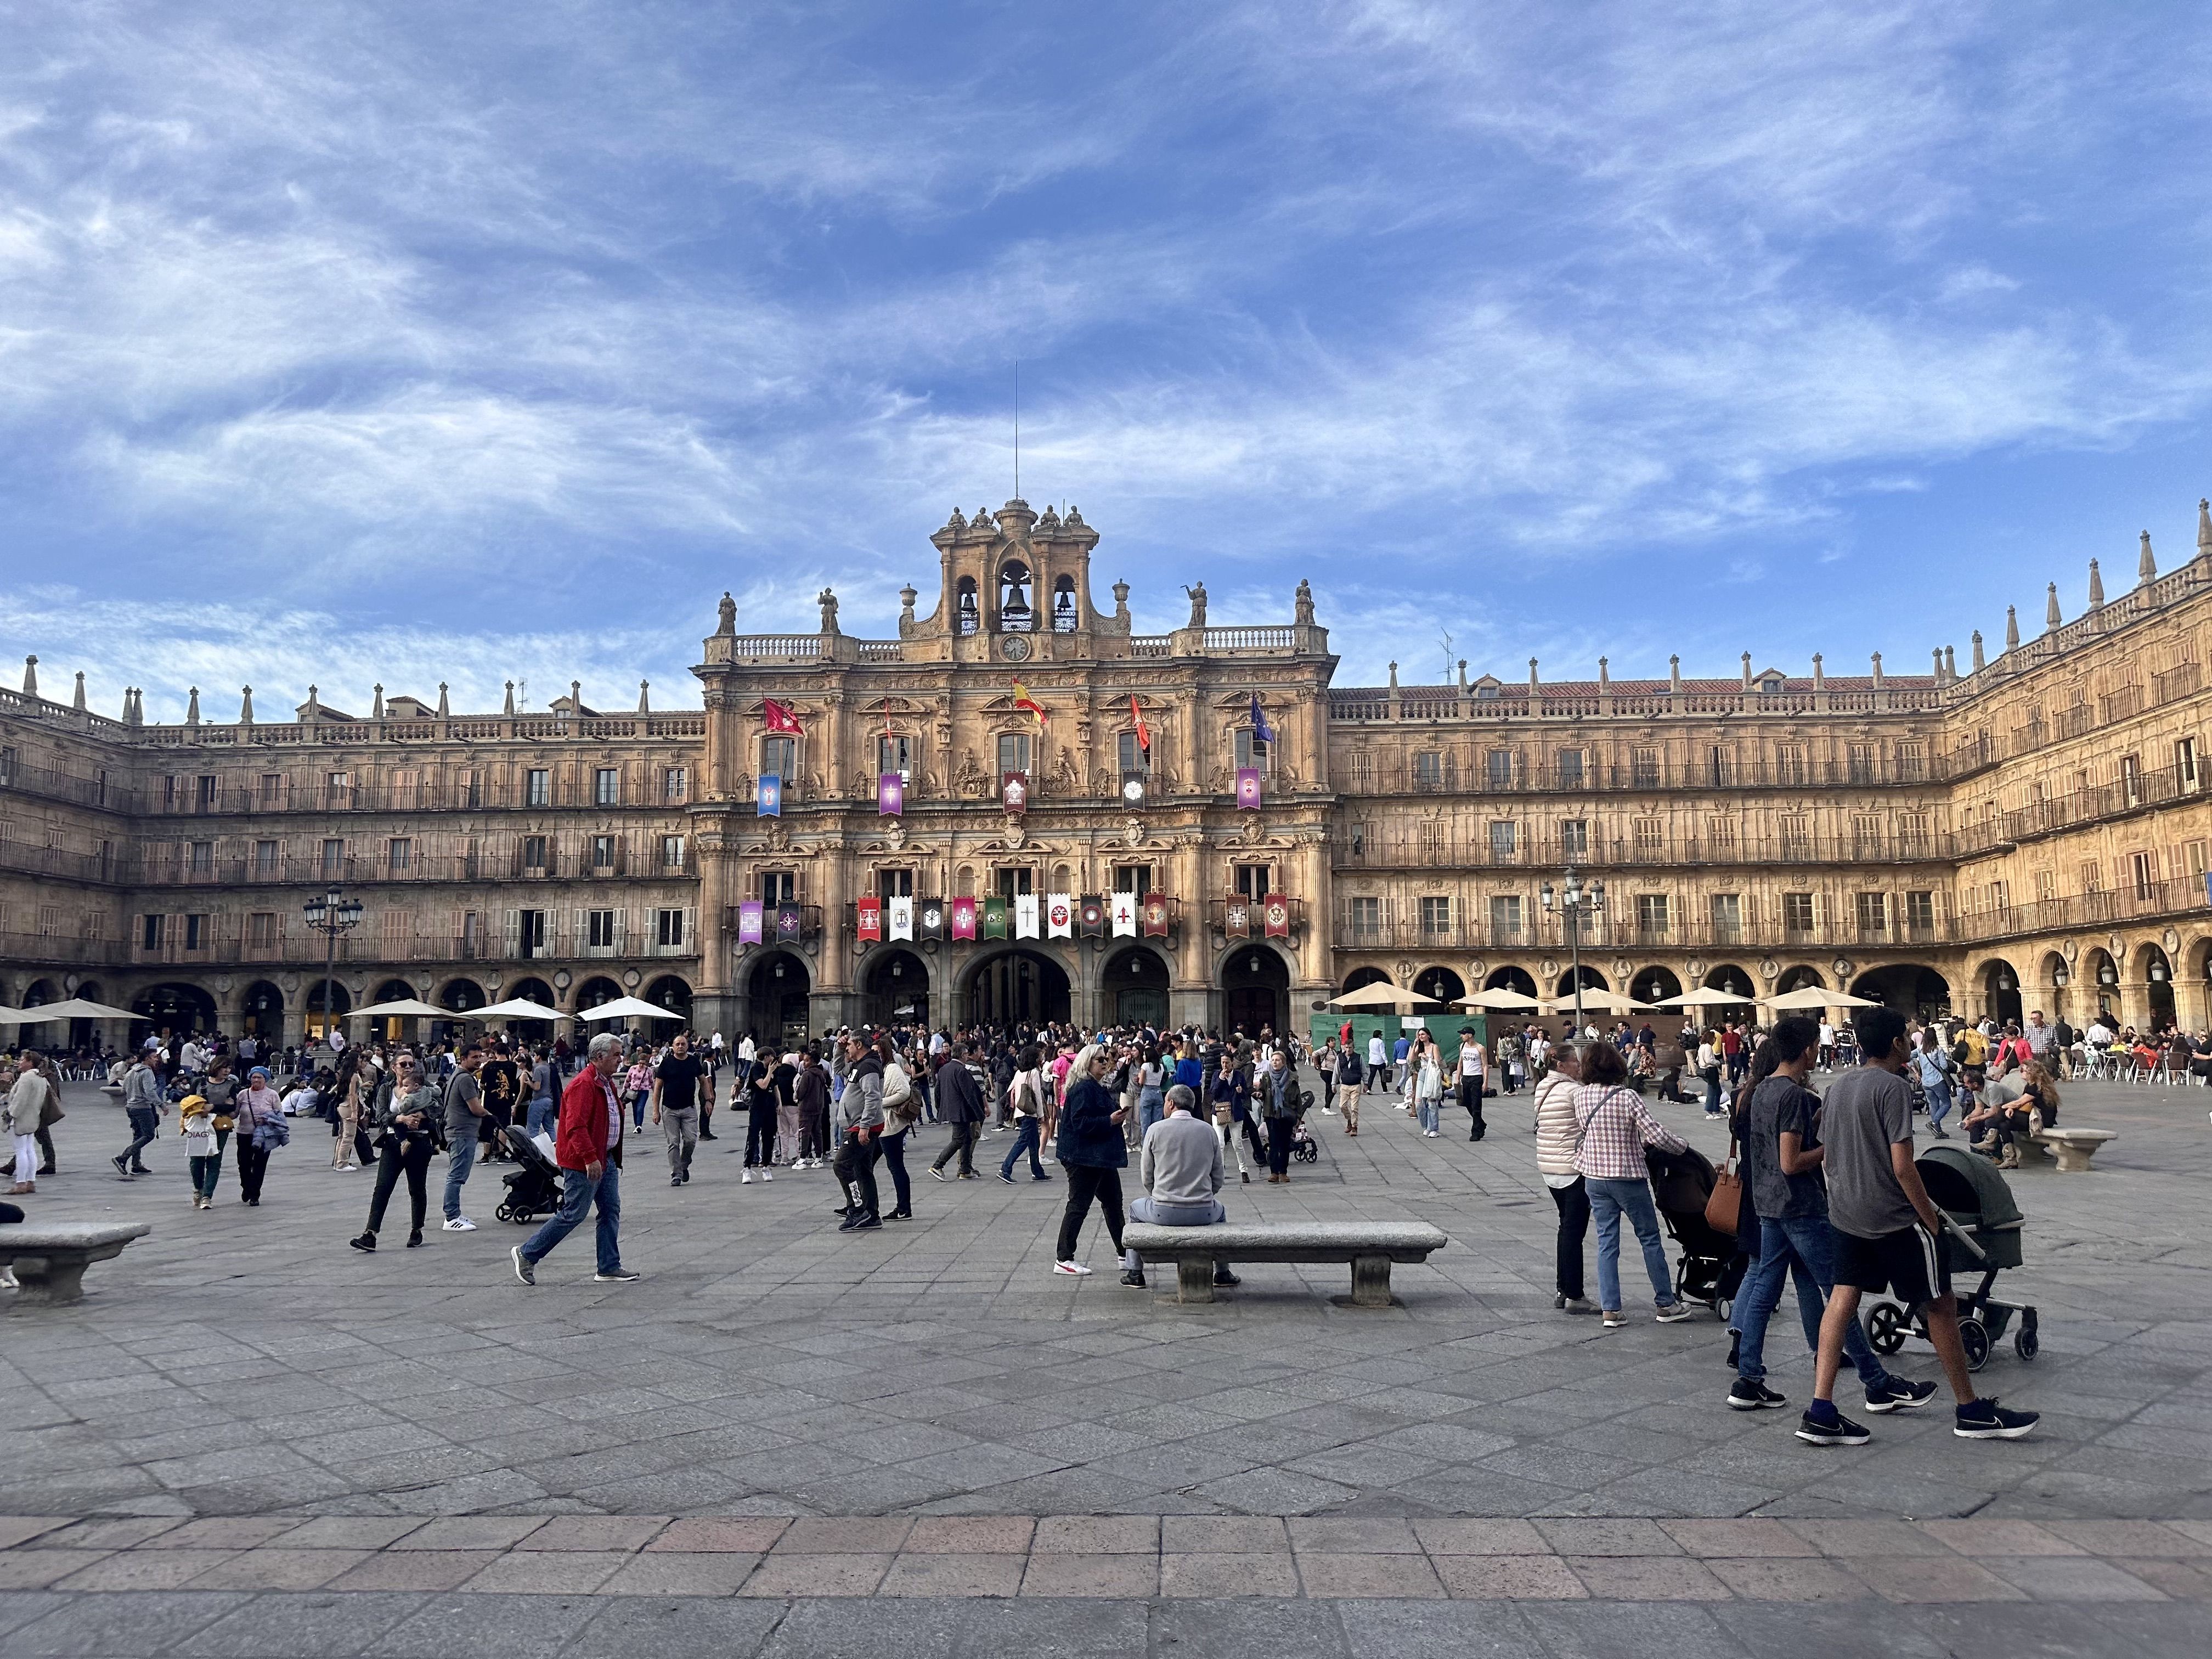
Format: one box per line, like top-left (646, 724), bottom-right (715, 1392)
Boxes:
top-left (2115, 978), bottom-right (2153, 1034)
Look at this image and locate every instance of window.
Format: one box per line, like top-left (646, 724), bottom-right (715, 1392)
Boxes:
top-left (1555, 748), bottom-right (1584, 787)
top-left (1109, 865), bottom-right (1147, 897)
top-left (387, 837), bottom-right (411, 874)
top-left (1489, 894), bottom-right (1523, 937)
top-left (520, 909), bottom-right (548, 957)
top-left (1635, 894), bottom-right (1669, 937)
top-left (760, 737), bottom-right (796, 783)
top-left (1633, 818), bottom-right (1662, 853)
top-left (1898, 812), bottom-right (1929, 855)
top-left (1776, 744), bottom-right (1807, 786)
top-left (1348, 896), bottom-right (1383, 938)
top-left (142, 913), bottom-right (164, 950)
top-left (460, 912), bottom-right (482, 958)
top-left (2131, 851), bottom-right (2154, 900)
top-left (196, 774), bottom-right (217, 811)
top-left (2121, 753), bottom-right (2141, 806)
top-left (1234, 729), bottom-right (1271, 771)
top-left (1709, 893), bottom-right (1742, 940)
top-left (2187, 839), bottom-right (2209, 877)
top-left (1989, 878), bottom-right (2010, 910)
top-left (586, 909), bottom-right (618, 949)
top-left (877, 735), bottom-right (915, 779)
top-left (1418, 820), bottom-right (1444, 853)
top-left (1051, 574), bottom-right (1078, 632)
top-left (1855, 891), bottom-right (1889, 935)
top-left (877, 868), bottom-right (915, 898)
top-left (2177, 738), bottom-right (2199, 791)
top-left (1488, 820), bottom-right (1517, 862)
top-left (522, 834), bottom-right (549, 872)
top-left (590, 834), bottom-right (616, 870)
top-left (2079, 860), bottom-right (2102, 893)
top-left (761, 871), bottom-right (796, 905)
top-left (525, 768), bottom-right (550, 807)
top-left (1847, 743), bottom-right (1874, 785)
top-left (1487, 748), bottom-right (1513, 788)
top-left (1903, 891), bottom-right (1935, 936)
top-left (1896, 741), bottom-right (1925, 781)
top-left (594, 766), bottom-right (620, 806)
top-left (254, 840), bottom-right (278, 875)
top-left (325, 771), bottom-right (351, 807)
top-left (1419, 896), bottom-right (1451, 936)
top-left (2035, 868), bottom-right (2057, 901)
top-left (956, 576), bottom-right (979, 635)
top-left (663, 766), bottom-right (687, 802)
top-left (1560, 819), bottom-right (1588, 858)
top-left (1707, 815), bottom-right (1737, 850)
top-left (660, 834), bottom-right (686, 870)
top-left (162, 774), bottom-right (178, 811)
top-left (0, 746), bottom-right (14, 786)
top-left (1779, 814), bottom-right (1811, 857)
top-left (257, 772), bottom-right (282, 806)
top-left (247, 912), bottom-right (276, 950)
top-left (1782, 891), bottom-right (1815, 934)
top-left (1414, 751), bottom-right (1444, 790)
top-left (188, 839), bottom-right (213, 874)
top-left (656, 908), bottom-right (685, 947)
top-left (1630, 747), bottom-right (1659, 787)
top-left (185, 913), bottom-right (206, 951)
top-left (1118, 731), bottom-right (1148, 774)
top-left (459, 769), bottom-right (482, 809)
top-left (1851, 815), bottom-right (1883, 858)
top-left (997, 733), bottom-right (1031, 776)
top-left (320, 838), bottom-right (344, 876)
top-left (1707, 745), bottom-right (1732, 787)
top-left (998, 867), bottom-right (1037, 899)
top-left (1234, 864), bottom-right (1270, 899)
top-left (998, 558), bottom-right (1034, 630)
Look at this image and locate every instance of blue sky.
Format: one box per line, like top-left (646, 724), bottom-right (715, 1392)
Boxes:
top-left (6, 1), bottom-right (2212, 716)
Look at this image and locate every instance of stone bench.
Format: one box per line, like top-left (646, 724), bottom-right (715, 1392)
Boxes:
top-left (1124, 1220), bottom-right (1448, 1306)
top-left (0, 1222), bottom-right (153, 1306)
top-left (2028, 1126), bottom-right (2118, 1172)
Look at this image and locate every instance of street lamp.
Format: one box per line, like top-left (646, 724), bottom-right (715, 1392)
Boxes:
top-left (1539, 868), bottom-right (1605, 1035)
top-left (302, 886), bottom-right (364, 1047)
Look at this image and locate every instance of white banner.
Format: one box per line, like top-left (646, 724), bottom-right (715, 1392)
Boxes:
top-left (888, 895), bottom-right (914, 940)
top-left (1110, 891), bottom-right (1138, 937)
top-left (1046, 892), bottom-right (1074, 938)
top-left (1014, 892), bottom-right (1040, 939)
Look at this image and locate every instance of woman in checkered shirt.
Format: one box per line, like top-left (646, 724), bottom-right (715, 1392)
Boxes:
top-left (1571, 1042), bottom-right (1696, 1330)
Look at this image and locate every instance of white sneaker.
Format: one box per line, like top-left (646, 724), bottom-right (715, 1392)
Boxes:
top-left (442, 1217), bottom-right (477, 1232)
top-left (1052, 1260), bottom-right (1092, 1276)
top-left (761, 1170), bottom-right (772, 1182)
top-left (741, 1170), bottom-right (753, 1184)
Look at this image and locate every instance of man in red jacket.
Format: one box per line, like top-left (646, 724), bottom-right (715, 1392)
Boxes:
top-left (512, 1031), bottom-right (638, 1284)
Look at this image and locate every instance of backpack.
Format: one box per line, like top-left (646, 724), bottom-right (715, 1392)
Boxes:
top-left (881, 1061), bottom-right (921, 1127)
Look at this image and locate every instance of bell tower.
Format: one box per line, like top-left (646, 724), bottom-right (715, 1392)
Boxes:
top-left (907, 498), bottom-right (1127, 662)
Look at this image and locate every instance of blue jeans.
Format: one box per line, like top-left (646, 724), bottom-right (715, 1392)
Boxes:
top-left (1735, 1215), bottom-right (1890, 1389)
top-left (1587, 1176), bottom-right (1677, 1312)
top-left (520, 1162), bottom-right (624, 1274)
top-left (1000, 1118), bottom-right (1046, 1177)
top-left (1125, 1195), bottom-right (1226, 1272)
top-left (1923, 1079), bottom-right (1953, 1131)
top-left (525, 1097), bottom-right (555, 1137)
top-left (1139, 1088), bottom-right (1165, 1137)
top-left (443, 1134), bottom-right (477, 1220)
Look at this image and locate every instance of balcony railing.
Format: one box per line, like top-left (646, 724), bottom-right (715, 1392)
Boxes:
top-left (1205, 896), bottom-right (1307, 936)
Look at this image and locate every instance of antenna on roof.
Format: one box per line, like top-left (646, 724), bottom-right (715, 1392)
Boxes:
top-left (1014, 359), bottom-right (1020, 500)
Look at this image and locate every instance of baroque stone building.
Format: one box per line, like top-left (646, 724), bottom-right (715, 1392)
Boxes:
top-left (5, 497), bottom-right (2211, 1049)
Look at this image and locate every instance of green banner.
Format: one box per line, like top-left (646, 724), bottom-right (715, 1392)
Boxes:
top-left (982, 895), bottom-right (1009, 939)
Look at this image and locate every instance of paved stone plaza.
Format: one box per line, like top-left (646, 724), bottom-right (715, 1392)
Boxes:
top-left (3, 1073), bottom-right (2209, 1654)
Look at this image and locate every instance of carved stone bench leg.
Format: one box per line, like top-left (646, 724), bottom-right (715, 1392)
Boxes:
top-left (1174, 1256), bottom-right (1217, 1304)
top-left (9, 1253), bottom-right (91, 1307)
top-left (2050, 1142), bottom-right (2098, 1172)
top-left (1348, 1253), bottom-right (1393, 1307)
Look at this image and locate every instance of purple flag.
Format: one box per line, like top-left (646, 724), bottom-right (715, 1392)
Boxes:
top-left (738, 900), bottom-right (764, 944)
top-left (1235, 766), bottom-right (1263, 810)
top-left (878, 771), bottom-right (904, 815)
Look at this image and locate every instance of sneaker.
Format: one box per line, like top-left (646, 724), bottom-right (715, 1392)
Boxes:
top-left (1728, 1379), bottom-right (1788, 1410)
top-left (851, 1214), bottom-right (882, 1231)
top-left (671, 1175), bottom-right (684, 1187)
top-left (511, 1245), bottom-right (534, 1284)
top-left (1214, 1270), bottom-right (1241, 1287)
top-left (761, 1170), bottom-right (771, 1182)
top-left (1954, 1397), bottom-right (2039, 1440)
top-left (741, 1170), bottom-right (753, 1184)
top-left (1120, 1269), bottom-right (1147, 1288)
top-left (1557, 1296), bottom-right (1598, 1314)
top-left (404, 1229), bottom-right (422, 1248)
top-left (930, 1166), bottom-right (947, 1181)
top-left (1795, 1407), bottom-right (1872, 1447)
top-left (442, 1217), bottom-right (477, 1232)
top-left (595, 1268), bottom-right (641, 1283)
top-left (1052, 1260), bottom-right (1092, 1276)
top-left (1865, 1376), bottom-right (1939, 1413)
top-left (350, 1232), bottom-right (377, 1253)
top-left (1032, 1173), bottom-right (1053, 1182)
top-left (112, 1154), bottom-right (133, 1178)
top-left (1601, 1311), bottom-right (1626, 1329)
top-left (998, 1170), bottom-right (1017, 1184)
top-left (1655, 1303), bottom-right (1696, 1323)
top-left (837, 1211), bottom-right (865, 1231)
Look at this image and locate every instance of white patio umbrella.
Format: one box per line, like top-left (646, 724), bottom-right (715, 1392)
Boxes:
top-left (0, 996), bottom-right (137, 1023)
top-left (347, 997), bottom-right (451, 1020)
top-left (1655, 986), bottom-right (1758, 1009)
top-left (475, 997), bottom-right (562, 1020)
top-left (577, 996), bottom-right (686, 1022)
top-left (1555, 988), bottom-right (1655, 1014)
top-left (1454, 986), bottom-right (1547, 1012)
top-left (1757, 986), bottom-right (1883, 1011)
top-left (1327, 981), bottom-right (1440, 1012)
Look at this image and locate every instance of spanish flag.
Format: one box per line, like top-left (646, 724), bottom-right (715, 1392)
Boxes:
top-left (1013, 681), bottom-right (1049, 731)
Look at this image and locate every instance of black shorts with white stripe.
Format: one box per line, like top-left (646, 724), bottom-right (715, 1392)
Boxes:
top-left (1834, 1223), bottom-right (1951, 1305)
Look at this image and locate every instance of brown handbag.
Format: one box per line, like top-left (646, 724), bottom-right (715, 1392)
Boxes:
top-left (1705, 1137), bottom-right (1743, 1234)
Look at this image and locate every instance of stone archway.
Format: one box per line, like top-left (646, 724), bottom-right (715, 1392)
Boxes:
top-left (1222, 944), bottom-right (1291, 1042)
top-left (960, 946), bottom-right (1071, 1028)
top-left (1850, 964), bottom-right (1951, 1021)
top-left (645, 974), bottom-right (693, 1026)
top-left (1632, 966), bottom-right (1683, 1006)
top-left (241, 980), bottom-right (285, 1042)
top-left (1102, 945), bottom-right (1171, 1030)
top-left (1412, 964), bottom-right (1465, 1005)
top-left (1342, 965), bottom-right (1393, 994)
top-left (742, 954), bottom-right (812, 1046)
top-left (861, 949), bottom-right (930, 1026)
top-left (2134, 942), bottom-right (2177, 1032)
top-left (1979, 958), bottom-right (2023, 1025)
top-left (1485, 965), bottom-right (1539, 997)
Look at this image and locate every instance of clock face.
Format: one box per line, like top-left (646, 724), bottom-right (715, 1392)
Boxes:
top-left (1001, 635), bottom-right (1031, 662)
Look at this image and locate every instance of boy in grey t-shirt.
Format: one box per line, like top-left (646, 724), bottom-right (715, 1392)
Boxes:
top-left (1801, 1009), bottom-right (2036, 1448)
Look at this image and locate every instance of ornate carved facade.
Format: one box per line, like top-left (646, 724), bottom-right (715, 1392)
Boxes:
top-left (6, 499), bottom-right (2212, 1046)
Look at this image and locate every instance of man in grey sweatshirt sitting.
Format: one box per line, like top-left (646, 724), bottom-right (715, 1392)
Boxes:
top-left (1121, 1084), bottom-right (1240, 1290)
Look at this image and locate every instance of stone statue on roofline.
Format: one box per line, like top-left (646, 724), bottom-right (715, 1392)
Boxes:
top-left (817, 588), bottom-right (840, 634)
top-left (1183, 582), bottom-right (1207, 629)
top-left (1295, 579), bottom-right (1315, 626)
top-left (716, 592), bottom-right (736, 635)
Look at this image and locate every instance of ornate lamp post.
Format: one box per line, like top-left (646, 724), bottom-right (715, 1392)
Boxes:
top-left (1539, 868), bottom-right (1605, 1035)
top-left (301, 886), bottom-right (364, 1046)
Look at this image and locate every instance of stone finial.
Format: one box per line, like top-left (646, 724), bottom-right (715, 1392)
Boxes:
top-left (1971, 631), bottom-right (1985, 673)
top-left (1944, 645), bottom-right (1958, 679)
top-left (72, 670), bottom-right (85, 711)
top-left (2199, 498), bottom-right (2211, 554)
top-left (637, 679), bottom-right (650, 714)
top-left (1598, 656), bottom-right (1610, 687)
top-left (569, 680), bottom-right (582, 712)
top-left (21, 654), bottom-right (36, 697)
top-left (2005, 605), bottom-right (2020, 650)
top-left (185, 686), bottom-right (201, 725)
top-left (1387, 661), bottom-right (1400, 693)
top-left (2140, 530), bottom-right (2157, 586)
top-left (1111, 579), bottom-right (1131, 625)
top-left (1870, 652), bottom-right (1883, 687)
top-left (716, 591), bottom-right (736, 635)
top-left (898, 584), bottom-right (918, 627)
top-left (1528, 657), bottom-right (1539, 696)
top-left (2046, 582), bottom-right (2062, 630)
top-left (1668, 654), bottom-right (1682, 693)
top-left (1740, 651), bottom-right (1753, 690)
top-left (436, 682), bottom-right (449, 718)
top-left (306, 684), bottom-right (320, 719)
top-left (239, 686), bottom-right (253, 725)
top-left (2088, 558), bottom-right (2105, 608)
top-left (371, 684), bottom-right (385, 719)
top-left (1812, 652), bottom-right (1825, 689)
top-left (121, 687), bottom-right (135, 723)
top-left (1931, 647), bottom-right (1945, 681)
top-left (503, 680), bottom-right (516, 716)
top-left (1457, 658), bottom-right (1468, 692)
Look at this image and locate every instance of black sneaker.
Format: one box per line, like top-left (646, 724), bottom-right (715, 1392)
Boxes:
top-left (998, 1170), bottom-right (1017, 1184)
top-left (837, 1211), bottom-right (865, 1231)
top-left (594, 1268), bottom-right (641, 1283)
top-left (112, 1155), bottom-right (133, 1179)
top-left (930, 1166), bottom-right (947, 1181)
top-left (670, 1176), bottom-right (683, 1187)
top-left (1795, 1408), bottom-right (1871, 1447)
top-left (1728, 1379), bottom-right (1788, 1410)
top-left (1120, 1269), bottom-right (1147, 1288)
top-left (1213, 1270), bottom-right (1241, 1287)
top-left (852, 1214), bottom-right (882, 1231)
top-left (1954, 1397), bottom-right (2039, 1440)
top-left (1865, 1376), bottom-right (1939, 1413)
top-left (349, 1232), bottom-right (376, 1253)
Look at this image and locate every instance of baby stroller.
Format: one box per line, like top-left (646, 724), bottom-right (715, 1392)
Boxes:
top-left (1865, 1144), bottom-right (2038, 1371)
top-left (495, 1124), bottom-right (563, 1224)
top-left (1644, 1143), bottom-right (1748, 1319)
top-left (1290, 1099), bottom-right (1320, 1165)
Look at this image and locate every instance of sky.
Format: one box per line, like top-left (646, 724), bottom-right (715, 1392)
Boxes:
top-left (6, 1), bottom-right (2212, 718)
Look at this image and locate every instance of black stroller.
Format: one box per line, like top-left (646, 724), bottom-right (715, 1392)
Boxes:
top-left (1644, 1143), bottom-right (1749, 1319)
top-left (495, 1124), bottom-right (563, 1224)
top-left (1865, 1145), bottom-right (2038, 1371)
top-left (1291, 1087), bottom-right (1320, 1164)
